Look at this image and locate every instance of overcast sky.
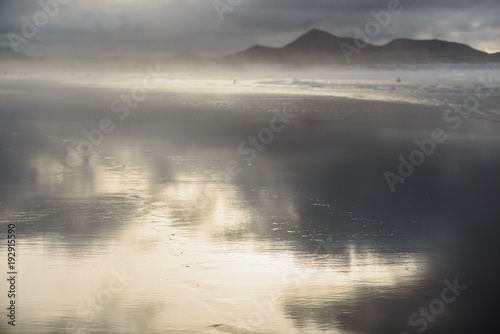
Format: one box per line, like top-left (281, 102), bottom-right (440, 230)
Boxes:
top-left (1, 0), bottom-right (499, 57)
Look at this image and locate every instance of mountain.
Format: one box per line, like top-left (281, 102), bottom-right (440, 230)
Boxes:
top-left (0, 47), bottom-right (32, 62)
top-left (281, 28), bottom-right (352, 55)
top-left (227, 28), bottom-right (371, 63)
top-left (225, 28), bottom-right (499, 65)
top-left (228, 45), bottom-right (281, 61)
top-left (0, 47), bottom-right (22, 59)
top-left (169, 51), bottom-right (203, 62)
top-left (366, 39), bottom-right (491, 63)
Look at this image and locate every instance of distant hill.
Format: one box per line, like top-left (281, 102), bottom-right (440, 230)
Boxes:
top-left (225, 28), bottom-right (499, 65)
top-left (1, 29), bottom-right (498, 66)
top-left (227, 29), bottom-right (373, 63)
top-left (0, 47), bottom-right (24, 59)
top-left (365, 39), bottom-right (491, 63)
top-left (169, 51), bottom-right (204, 63)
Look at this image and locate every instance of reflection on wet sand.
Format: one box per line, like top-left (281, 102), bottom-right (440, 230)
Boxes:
top-left (1, 79), bottom-right (500, 333)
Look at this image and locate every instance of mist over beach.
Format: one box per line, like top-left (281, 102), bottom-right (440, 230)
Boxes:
top-left (1, 1), bottom-right (500, 333)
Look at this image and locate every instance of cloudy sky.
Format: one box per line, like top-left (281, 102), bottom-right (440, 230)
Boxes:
top-left (1, 0), bottom-right (499, 57)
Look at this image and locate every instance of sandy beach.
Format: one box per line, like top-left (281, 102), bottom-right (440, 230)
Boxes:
top-left (1, 72), bottom-right (500, 333)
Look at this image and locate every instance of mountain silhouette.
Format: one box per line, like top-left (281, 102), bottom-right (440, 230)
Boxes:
top-left (226, 28), bottom-right (498, 65)
top-left (0, 47), bottom-right (28, 59)
top-left (282, 28), bottom-right (351, 54)
top-left (366, 38), bottom-right (491, 62)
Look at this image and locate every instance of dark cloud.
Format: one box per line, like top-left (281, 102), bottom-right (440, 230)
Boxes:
top-left (0, 0), bottom-right (498, 57)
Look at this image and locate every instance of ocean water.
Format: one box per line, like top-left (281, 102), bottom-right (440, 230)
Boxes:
top-left (0, 67), bottom-right (499, 333)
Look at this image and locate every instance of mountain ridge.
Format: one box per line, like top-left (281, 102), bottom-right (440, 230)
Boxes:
top-left (225, 28), bottom-right (498, 65)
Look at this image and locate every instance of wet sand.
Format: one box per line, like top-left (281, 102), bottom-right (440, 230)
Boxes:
top-left (1, 77), bottom-right (500, 333)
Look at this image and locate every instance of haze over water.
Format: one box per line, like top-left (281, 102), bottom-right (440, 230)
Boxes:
top-left (1, 65), bottom-right (500, 333)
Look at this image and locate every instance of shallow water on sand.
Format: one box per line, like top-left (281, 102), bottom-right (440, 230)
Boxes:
top-left (1, 79), bottom-right (500, 333)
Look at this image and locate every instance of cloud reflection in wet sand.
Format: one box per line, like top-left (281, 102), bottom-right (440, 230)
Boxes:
top-left (1, 79), bottom-right (499, 333)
